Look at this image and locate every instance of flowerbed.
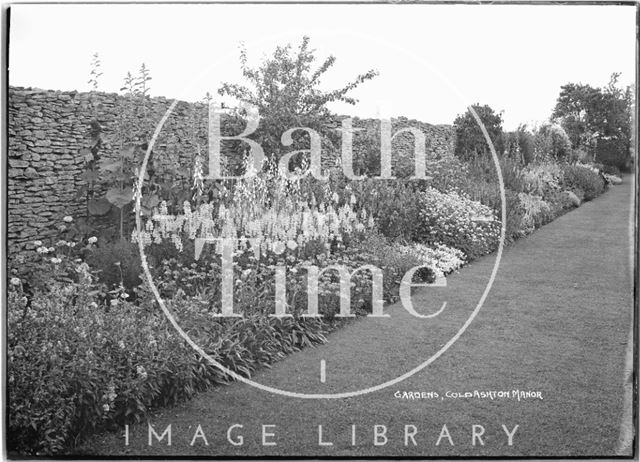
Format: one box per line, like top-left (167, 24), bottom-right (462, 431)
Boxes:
top-left (8, 155), bottom-right (616, 454)
top-left (414, 187), bottom-right (501, 260)
top-left (7, 278), bottom-right (331, 455)
top-left (11, 105), bottom-right (623, 457)
top-left (8, 154), bottom-right (615, 454)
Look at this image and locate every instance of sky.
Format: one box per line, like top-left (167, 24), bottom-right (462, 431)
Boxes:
top-left (8, 3), bottom-right (637, 130)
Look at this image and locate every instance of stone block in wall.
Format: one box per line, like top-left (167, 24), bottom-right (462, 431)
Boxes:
top-left (24, 167), bottom-right (38, 179)
top-left (9, 159), bottom-right (29, 168)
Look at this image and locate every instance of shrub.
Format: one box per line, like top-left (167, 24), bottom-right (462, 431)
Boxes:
top-left (7, 283), bottom-right (192, 455)
top-left (599, 163), bottom-right (622, 176)
top-left (520, 162), bottom-right (564, 198)
top-left (502, 190), bottom-right (526, 242)
top-left (595, 137), bottom-right (632, 172)
top-left (465, 155), bottom-right (524, 194)
top-left (424, 156), bottom-right (470, 194)
top-left (571, 187), bottom-right (586, 203)
top-left (517, 193), bottom-right (552, 234)
top-left (561, 164), bottom-right (606, 201)
top-left (465, 184), bottom-right (524, 244)
top-left (349, 179), bottom-right (422, 241)
top-left (603, 173), bottom-right (623, 185)
top-left (563, 190), bottom-right (582, 207)
top-left (535, 123), bottom-right (572, 161)
top-left (517, 126), bottom-right (537, 165)
top-left (9, 240), bottom-right (87, 295)
top-left (349, 232), bottom-right (424, 305)
top-left (544, 189), bottom-right (581, 218)
top-left (396, 242), bottom-right (466, 280)
top-left (7, 277), bottom-right (331, 455)
top-left (414, 187), bottom-right (501, 260)
top-left (86, 240), bottom-right (142, 294)
top-left (503, 126), bottom-right (535, 165)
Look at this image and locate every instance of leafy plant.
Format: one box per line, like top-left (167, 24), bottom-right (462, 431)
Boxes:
top-left (552, 73), bottom-right (633, 170)
top-left (561, 164), bottom-right (606, 201)
top-left (349, 178), bottom-right (423, 241)
top-left (7, 273), bottom-right (333, 455)
top-left (453, 104), bottom-right (504, 161)
top-left (503, 125), bottom-right (536, 164)
top-left (85, 240), bottom-right (142, 295)
top-left (218, 36), bottom-right (378, 166)
top-left (78, 63), bottom-right (160, 241)
top-left (534, 123), bottom-right (572, 161)
top-left (517, 192), bottom-right (552, 234)
top-left (414, 187), bottom-right (501, 260)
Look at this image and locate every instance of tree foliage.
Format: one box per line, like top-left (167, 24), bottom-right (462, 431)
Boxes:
top-left (453, 104), bottom-right (504, 161)
top-left (552, 73), bottom-right (633, 169)
top-left (218, 36), bottom-right (378, 164)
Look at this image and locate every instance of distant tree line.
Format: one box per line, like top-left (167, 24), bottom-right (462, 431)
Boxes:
top-left (453, 73), bottom-right (634, 171)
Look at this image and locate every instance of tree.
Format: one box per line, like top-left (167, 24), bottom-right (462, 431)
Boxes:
top-left (453, 104), bottom-right (504, 161)
top-left (551, 82), bottom-right (600, 151)
top-left (552, 73), bottom-right (633, 170)
top-left (218, 36), bottom-right (378, 168)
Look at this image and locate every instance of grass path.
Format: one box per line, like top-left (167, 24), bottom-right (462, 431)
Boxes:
top-left (82, 179), bottom-right (635, 457)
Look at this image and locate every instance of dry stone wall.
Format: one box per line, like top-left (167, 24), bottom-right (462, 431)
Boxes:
top-left (8, 86), bottom-right (455, 255)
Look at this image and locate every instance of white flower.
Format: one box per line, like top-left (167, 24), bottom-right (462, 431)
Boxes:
top-left (36, 246), bottom-right (48, 254)
top-left (10, 277), bottom-right (21, 286)
top-left (272, 241), bottom-right (285, 255)
top-left (33, 240), bottom-right (43, 247)
top-left (120, 292), bottom-right (129, 299)
top-left (110, 299), bottom-right (118, 307)
top-left (50, 257), bottom-right (62, 264)
top-left (286, 239), bottom-right (298, 250)
top-left (88, 236), bottom-right (98, 244)
top-left (90, 302), bottom-right (98, 309)
top-left (48, 247), bottom-right (55, 253)
top-left (57, 240), bottom-right (67, 246)
top-left (63, 216), bottom-right (73, 223)
top-left (102, 404), bottom-right (110, 413)
top-left (136, 365), bottom-right (148, 380)
top-left (106, 384), bottom-right (117, 402)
